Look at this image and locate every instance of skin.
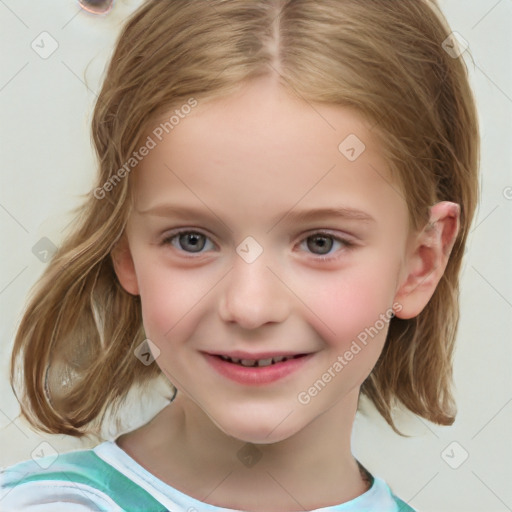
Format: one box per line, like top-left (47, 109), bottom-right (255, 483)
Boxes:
top-left (112, 76), bottom-right (460, 511)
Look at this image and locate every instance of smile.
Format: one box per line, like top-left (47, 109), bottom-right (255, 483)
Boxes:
top-left (203, 352), bottom-right (313, 386)
top-left (218, 354), bottom-right (302, 367)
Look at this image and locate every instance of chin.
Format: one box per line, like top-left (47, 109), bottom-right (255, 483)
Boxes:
top-left (211, 410), bottom-right (306, 445)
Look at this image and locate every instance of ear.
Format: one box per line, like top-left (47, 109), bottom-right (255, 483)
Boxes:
top-left (394, 201), bottom-right (460, 320)
top-left (111, 234), bottom-right (140, 295)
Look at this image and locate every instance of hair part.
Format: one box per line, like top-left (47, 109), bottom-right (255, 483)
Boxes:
top-left (11, 0), bottom-right (479, 436)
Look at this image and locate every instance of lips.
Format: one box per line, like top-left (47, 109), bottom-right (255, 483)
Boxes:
top-left (203, 351), bottom-right (313, 385)
top-left (218, 354), bottom-right (302, 367)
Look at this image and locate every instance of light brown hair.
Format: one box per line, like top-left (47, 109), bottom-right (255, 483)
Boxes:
top-left (11, 0), bottom-right (479, 436)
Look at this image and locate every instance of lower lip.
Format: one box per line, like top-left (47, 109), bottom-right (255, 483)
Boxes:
top-left (203, 353), bottom-right (313, 386)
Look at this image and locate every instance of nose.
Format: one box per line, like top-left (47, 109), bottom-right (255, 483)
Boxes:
top-left (218, 253), bottom-right (291, 329)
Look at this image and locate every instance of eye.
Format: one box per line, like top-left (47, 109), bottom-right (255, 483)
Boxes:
top-left (299, 232), bottom-right (353, 260)
top-left (163, 230), bottom-right (215, 254)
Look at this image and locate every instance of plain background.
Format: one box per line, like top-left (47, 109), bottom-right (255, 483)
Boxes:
top-left (0, 1), bottom-right (511, 511)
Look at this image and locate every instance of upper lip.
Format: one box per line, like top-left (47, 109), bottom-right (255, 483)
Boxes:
top-left (204, 351), bottom-right (311, 360)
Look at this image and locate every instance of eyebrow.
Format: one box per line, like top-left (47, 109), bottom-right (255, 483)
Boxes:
top-left (136, 204), bottom-right (232, 231)
top-left (273, 207), bottom-right (376, 227)
top-left (137, 204), bottom-right (216, 219)
top-left (136, 204), bottom-right (376, 227)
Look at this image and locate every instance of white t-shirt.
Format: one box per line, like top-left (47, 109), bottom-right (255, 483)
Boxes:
top-left (0, 441), bottom-right (416, 511)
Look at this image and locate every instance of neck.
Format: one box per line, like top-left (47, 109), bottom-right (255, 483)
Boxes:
top-left (118, 388), bottom-right (370, 511)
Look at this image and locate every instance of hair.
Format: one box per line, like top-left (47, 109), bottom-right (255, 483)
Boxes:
top-left (11, 0), bottom-right (479, 437)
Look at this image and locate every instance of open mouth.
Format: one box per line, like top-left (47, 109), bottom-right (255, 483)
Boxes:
top-left (205, 352), bottom-right (313, 385)
top-left (215, 354), bottom-right (306, 368)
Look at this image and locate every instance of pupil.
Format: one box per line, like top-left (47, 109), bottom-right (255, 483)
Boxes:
top-left (180, 233), bottom-right (205, 252)
top-left (307, 235), bottom-right (332, 255)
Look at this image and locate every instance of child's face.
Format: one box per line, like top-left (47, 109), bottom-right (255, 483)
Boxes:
top-left (120, 77), bottom-right (413, 443)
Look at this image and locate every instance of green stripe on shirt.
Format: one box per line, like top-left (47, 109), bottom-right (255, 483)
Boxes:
top-left (2, 449), bottom-right (168, 512)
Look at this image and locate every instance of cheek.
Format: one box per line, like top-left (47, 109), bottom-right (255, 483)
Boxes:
top-left (133, 256), bottom-right (216, 346)
top-left (299, 272), bottom-right (397, 392)
top-left (299, 262), bottom-right (399, 352)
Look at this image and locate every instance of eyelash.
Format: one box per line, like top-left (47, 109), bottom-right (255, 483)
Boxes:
top-left (161, 229), bottom-right (355, 262)
top-left (297, 232), bottom-right (354, 261)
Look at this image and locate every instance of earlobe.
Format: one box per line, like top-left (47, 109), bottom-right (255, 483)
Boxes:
top-left (111, 234), bottom-right (140, 296)
top-left (394, 201), bottom-right (460, 319)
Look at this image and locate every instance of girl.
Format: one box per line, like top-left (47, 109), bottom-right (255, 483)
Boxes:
top-left (1, 0), bottom-right (479, 511)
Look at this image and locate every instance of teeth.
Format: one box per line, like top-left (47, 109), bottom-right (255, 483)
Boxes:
top-left (219, 355), bottom-right (299, 366)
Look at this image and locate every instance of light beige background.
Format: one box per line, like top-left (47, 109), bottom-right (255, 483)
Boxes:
top-left (1, 1), bottom-right (511, 511)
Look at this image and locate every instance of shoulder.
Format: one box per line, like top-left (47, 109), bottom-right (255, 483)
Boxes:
top-left (390, 493), bottom-right (417, 512)
top-left (376, 477), bottom-right (417, 512)
top-left (0, 444), bottom-right (166, 512)
top-left (1, 447), bottom-right (121, 511)
top-left (347, 476), bottom-right (417, 512)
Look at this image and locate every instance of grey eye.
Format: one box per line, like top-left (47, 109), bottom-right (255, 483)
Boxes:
top-left (306, 235), bottom-right (334, 255)
top-left (177, 232), bottom-right (207, 253)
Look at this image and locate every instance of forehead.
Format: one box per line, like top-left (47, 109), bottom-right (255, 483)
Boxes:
top-left (132, 78), bottom-right (407, 230)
